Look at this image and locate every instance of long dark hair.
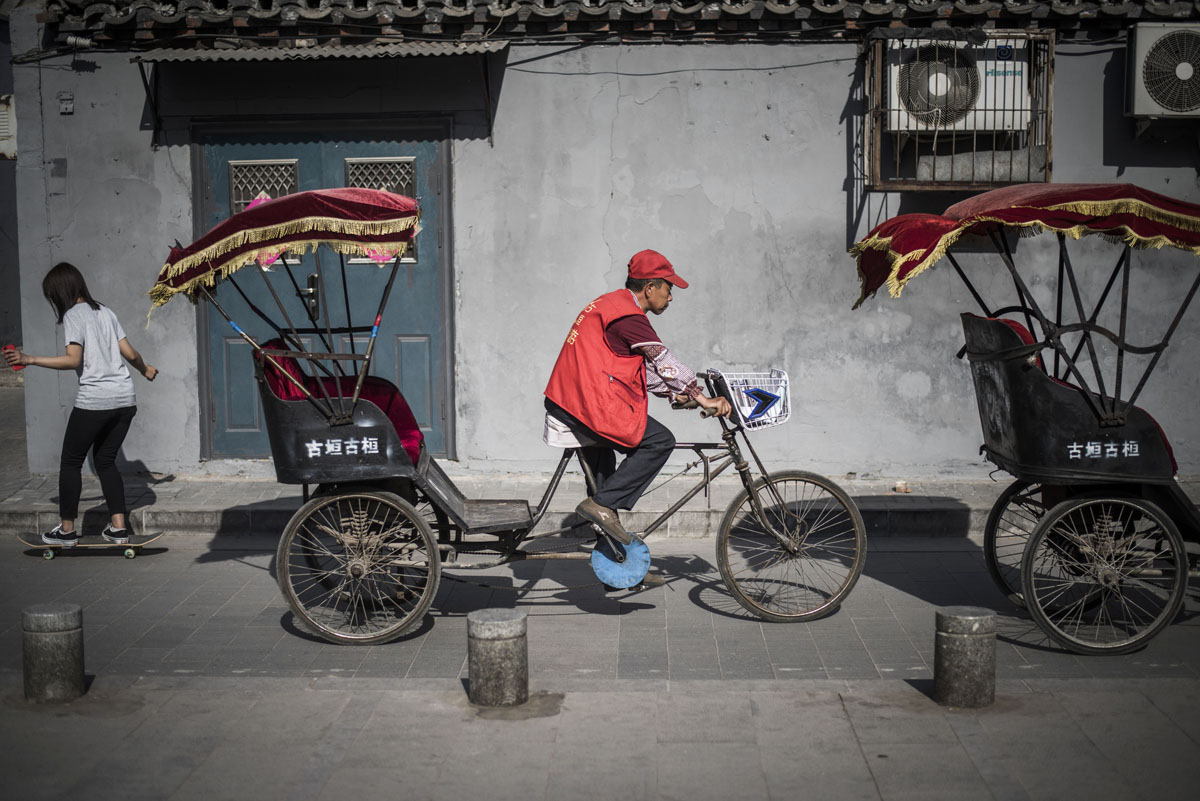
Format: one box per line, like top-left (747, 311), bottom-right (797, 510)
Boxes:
top-left (42, 262), bottom-right (101, 324)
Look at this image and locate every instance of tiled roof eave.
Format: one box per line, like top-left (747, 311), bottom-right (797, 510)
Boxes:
top-left (40, 1), bottom-right (1200, 48)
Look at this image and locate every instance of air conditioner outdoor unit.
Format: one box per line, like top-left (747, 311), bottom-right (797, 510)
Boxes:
top-left (886, 38), bottom-right (1033, 133)
top-left (1127, 23), bottom-right (1200, 118)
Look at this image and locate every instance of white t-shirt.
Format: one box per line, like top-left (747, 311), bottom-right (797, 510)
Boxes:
top-left (62, 303), bottom-right (136, 410)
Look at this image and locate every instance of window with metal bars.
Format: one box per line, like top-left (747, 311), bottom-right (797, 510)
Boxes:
top-left (865, 31), bottom-right (1054, 191)
top-left (228, 160), bottom-right (299, 212)
top-left (345, 157), bottom-right (418, 260)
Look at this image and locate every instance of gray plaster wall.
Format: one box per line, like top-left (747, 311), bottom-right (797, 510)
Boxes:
top-left (10, 7), bottom-right (196, 475)
top-left (9, 12), bottom-right (1200, 480)
top-left (453, 42), bottom-right (1200, 478)
top-left (0, 22), bottom-right (20, 348)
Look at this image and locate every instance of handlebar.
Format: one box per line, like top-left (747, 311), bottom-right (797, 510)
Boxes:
top-left (670, 398), bottom-right (719, 418)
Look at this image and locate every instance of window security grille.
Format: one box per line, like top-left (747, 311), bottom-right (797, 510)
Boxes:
top-left (346, 157), bottom-right (418, 260)
top-left (0, 96), bottom-right (16, 159)
top-left (345, 158), bottom-right (416, 197)
top-left (228, 160), bottom-right (299, 212)
top-left (866, 31), bottom-right (1054, 190)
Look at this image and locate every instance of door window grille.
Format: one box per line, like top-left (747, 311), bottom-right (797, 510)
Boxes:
top-left (228, 160), bottom-right (299, 211)
top-left (346, 157), bottom-right (418, 261)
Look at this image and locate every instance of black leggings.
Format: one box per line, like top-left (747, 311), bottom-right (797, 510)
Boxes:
top-left (59, 406), bottom-right (137, 521)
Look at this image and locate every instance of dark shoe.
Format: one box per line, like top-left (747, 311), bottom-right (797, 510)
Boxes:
top-left (101, 525), bottom-right (129, 545)
top-left (576, 497), bottom-right (632, 546)
top-left (42, 525), bottom-right (79, 547)
top-left (603, 573), bottom-right (666, 593)
top-left (633, 573), bottom-right (672, 592)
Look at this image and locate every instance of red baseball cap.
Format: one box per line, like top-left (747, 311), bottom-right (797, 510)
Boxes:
top-left (627, 249), bottom-right (688, 289)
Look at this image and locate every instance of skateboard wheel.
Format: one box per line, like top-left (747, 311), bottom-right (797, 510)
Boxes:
top-left (42, 549), bottom-right (54, 560)
top-left (124, 548), bottom-right (136, 559)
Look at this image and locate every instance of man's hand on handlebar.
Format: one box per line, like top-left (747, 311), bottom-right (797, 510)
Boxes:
top-left (696, 394), bottom-right (732, 418)
top-left (670, 393), bottom-right (731, 417)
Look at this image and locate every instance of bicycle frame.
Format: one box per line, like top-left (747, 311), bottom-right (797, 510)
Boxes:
top-left (509, 377), bottom-right (798, 556)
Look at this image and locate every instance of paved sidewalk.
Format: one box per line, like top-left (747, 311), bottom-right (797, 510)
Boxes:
top-left (1, 537), bottom-right (1199, 800)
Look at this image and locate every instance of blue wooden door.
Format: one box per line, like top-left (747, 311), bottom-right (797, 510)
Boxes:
top-left (202, 133), bottom-right (449, 458)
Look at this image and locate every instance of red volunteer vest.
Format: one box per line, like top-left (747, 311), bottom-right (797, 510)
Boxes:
top-left (544, 290), bottom-right (649, 448)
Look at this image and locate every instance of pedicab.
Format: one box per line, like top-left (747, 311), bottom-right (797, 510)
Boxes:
top-left (151, 187), bottom-right (868, 645)
top-left (851, 183), bottom-right (1200, 654)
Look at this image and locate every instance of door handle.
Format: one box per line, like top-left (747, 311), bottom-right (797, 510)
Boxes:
top-left (298, 273), bottom-right (319, 321)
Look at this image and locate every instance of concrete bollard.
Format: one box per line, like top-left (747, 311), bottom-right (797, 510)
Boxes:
top-left (467, 608), bottom-right (528, 707)
top-left (934, 606), bottom-right (996, 708)
top-left (23, 603), bottom-right (85, 703)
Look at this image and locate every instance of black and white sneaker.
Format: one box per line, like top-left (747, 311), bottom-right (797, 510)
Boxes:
top-left (101, 525), bottom-right (129, 545)
top-left (42, 525), bottom-right (79, 547)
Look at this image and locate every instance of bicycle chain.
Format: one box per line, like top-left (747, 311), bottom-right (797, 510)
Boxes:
top-left (441, 573), bottom-right (605, 593)
top-left (439, 537), bottom-right (605, 593)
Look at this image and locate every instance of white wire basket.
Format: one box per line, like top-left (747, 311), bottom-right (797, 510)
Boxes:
top-left (709, 368), bottom-right (791, 430)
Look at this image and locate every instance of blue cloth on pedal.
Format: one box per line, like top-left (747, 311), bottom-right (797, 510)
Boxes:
top-left (590, 537), bottom-right (651, 588)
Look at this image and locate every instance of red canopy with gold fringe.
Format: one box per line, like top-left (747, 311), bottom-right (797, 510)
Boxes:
top-left (149, 187), bottom-right (420, 310)
top-left (850, 183), bottom-right (1200, 309)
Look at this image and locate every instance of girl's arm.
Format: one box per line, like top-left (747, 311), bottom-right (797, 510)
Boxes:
top-left (3, 344), bottom-right (83, 370)
top-left (118, 338), bottom-right (158, 381)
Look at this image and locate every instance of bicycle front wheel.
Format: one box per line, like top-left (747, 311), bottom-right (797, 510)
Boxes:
top-left (717, 470), bottom-right (866, 622)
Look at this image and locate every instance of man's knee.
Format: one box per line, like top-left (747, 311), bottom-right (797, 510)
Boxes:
top-left (643, 419), bottom-right (675, 454)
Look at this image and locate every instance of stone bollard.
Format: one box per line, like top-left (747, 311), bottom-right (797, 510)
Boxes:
top-left (934, 606), bottom-right (996, 708)
top-left (467, 608), bottom-right (528, 707)
top-left (23, 603), bottom-right (85, 703)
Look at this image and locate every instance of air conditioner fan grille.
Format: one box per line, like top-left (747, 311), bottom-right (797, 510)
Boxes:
top-left (897, 45), bottom-right (981, 127)
top-left (1143, 30), bottom-right (1200, 113)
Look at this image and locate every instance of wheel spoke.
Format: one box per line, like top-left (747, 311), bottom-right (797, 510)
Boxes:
top-left (718, 472), bottom-right (865, 622)
top-left (278, 491), bottom-right (440, 645)
top-left (1023, 497), bottom-right (1185, 654)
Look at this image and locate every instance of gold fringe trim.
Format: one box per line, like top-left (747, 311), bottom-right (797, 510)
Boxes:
top-left (851, 203), bottom-right (1200, 309)
top-left (1043, 197), bottom-right (1200, 234)
top-left (961, 213), bottom-right (1200, 258)
top-left (849, 226), bottom-right (971, 308)
top-left (147, 238), bottom-right (413, 313)
top-left (157, 212), bottom-right (419, 287)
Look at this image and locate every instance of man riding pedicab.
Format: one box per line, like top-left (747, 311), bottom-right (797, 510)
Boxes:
top-left (543, 249), bottom-right (732, 589)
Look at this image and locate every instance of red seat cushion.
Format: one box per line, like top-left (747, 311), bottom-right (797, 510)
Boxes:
top-left (255, 340), bottom-right (308, 400)
top-left (987, 317), bottom-right (1046, 372)
top-left (256, 339), bottom-right (424, 465)
top-left (315, 376), bottom-right (424, 466)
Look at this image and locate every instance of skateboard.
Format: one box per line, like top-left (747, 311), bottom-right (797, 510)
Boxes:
top-left (16, 531), bottom-right (164, 560)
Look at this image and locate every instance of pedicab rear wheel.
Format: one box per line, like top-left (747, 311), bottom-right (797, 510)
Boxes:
top-left (278, 490), bottom-right (441, 645)
top-left (1020, 497), bottom-right (1186, 655)
top-left (717, 470), bottom-right (867, 622)
top-left (983, 481), bottom-right (1047, 608)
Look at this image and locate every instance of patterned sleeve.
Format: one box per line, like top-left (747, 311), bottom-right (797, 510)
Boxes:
top-left (639, 344), bottom-right (703, 400)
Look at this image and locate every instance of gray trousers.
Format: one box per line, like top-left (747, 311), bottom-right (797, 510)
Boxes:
top-left (545, 399), bottom-right (675, 512)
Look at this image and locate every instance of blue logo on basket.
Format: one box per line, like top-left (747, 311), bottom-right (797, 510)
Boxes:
top-left (744, 388), bottom-right (781, 421)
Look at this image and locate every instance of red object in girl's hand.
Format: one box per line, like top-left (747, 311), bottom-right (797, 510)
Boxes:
top-left (3, 344), bottom-right (24, 370)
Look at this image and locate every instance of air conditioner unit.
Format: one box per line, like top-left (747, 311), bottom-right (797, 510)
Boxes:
top-left (1127, 23), bottom-right (1200, 118)
top-left (886, 38), bottom-right (1033, 132)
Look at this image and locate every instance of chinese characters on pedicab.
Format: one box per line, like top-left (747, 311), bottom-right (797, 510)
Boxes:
top-left (1065, 440), bottom-right (1140, 460)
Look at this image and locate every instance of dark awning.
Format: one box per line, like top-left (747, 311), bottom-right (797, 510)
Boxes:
top-left (131, 41), bottom-right (507, 64)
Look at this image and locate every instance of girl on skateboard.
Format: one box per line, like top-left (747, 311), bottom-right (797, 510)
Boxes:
top-left (4, 262), bottom-right (157, 547)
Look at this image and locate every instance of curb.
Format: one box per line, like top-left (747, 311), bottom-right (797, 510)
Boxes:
top-left (0, 498), bottom-right (991, 539)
